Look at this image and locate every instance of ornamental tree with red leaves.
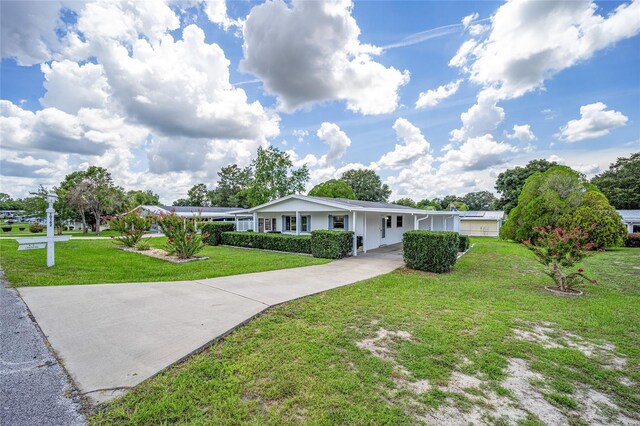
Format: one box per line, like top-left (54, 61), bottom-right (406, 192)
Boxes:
top-left (523, 225), bottom-right (600, 292)
top-left (156, 212), bottom-right (208, 259)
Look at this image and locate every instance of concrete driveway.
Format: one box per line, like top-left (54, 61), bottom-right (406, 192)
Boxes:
top-left (18, 251), bottom-right (402, 404)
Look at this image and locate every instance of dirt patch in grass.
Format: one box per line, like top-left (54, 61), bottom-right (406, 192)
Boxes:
top-left (357, 324), bottom-right (638, 425)
top-left (512, 320), bottom-right (628, 369)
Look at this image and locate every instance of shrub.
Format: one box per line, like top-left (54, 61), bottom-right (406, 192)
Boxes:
top-left (523, 225), bottom-right (598, 292)
top-left (108, 212), bottom-right (151, 248)
top-left (18, 227), bottom-right (25, 231)
top-left (157, 213), bottom-right (207, 259)
top-left (2, 226), bottom-right (11, 232)
top-left (625, 233), bottom-right (640, 248)
top-left (458, 235), bottom-right (470, 252)
top-left (135, 238), bottom-right (152, 251)
top-left (403, 231), bottom-right (459, 273)
top-left (201, 222), bottom-right (235, 246)
top-left (221, 231), bottom-right (311, 254)
top-left (29, 223), bottom-right (45, 233)
top-left (310, 230), bottom-right (354, 259)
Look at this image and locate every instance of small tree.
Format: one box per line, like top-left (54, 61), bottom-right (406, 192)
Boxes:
top-left (108, 212), bottom-right (151, 248)
top-left (156, 213), bottom-right (207, 259)
top-left (523, 225), bottom-right (599, 292)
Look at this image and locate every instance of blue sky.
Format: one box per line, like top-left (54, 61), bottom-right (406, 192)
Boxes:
top-left (1, 0), bottom-right (639, 203)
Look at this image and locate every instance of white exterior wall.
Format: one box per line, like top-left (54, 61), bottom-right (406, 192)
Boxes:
top-left (417, 214), bottom-right (459, 232)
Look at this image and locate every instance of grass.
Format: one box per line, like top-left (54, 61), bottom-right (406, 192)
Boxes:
top-left (90, 239), bottom-right (640, 425)
top-left (0, 238), bottom-right (329, 287)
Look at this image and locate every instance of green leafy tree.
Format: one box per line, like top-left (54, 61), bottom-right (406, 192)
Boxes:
top-left (591, 152), bottom-right (640, 209)
top-left (416, 199), bottom-right (440, 210)
top-left (308, 179), bottom-right (356, 199)
top-left (0, 193), bottom-right (25, 211)
top-left (340, 169), bottom-right (391, 202)
top-left (210, 165), bottom-right (253, 207)
top-left (462, 191), bottom-right (497, 210)
top-left (393, 197), bottom-right (416, 207)
top-left (501, 166), bottom-right (624, 248)
top-left (66, 166), bottom-right (125, 235)
top-left (245, 147), bottom-right (309, 206)
top-left (186, 183), bottom-right (211, 207)
top-left (22, 186), bottom-right (49, 220)
top-left (126, 190), bottom-right (160, 209)
top-left (495, 159), bottom-right (558, 214)
top-left (172, 198), bottom-right (190, 206)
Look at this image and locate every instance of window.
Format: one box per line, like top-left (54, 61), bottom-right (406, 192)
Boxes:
top-left (259, 218), bottom-right (276, 232)
top-left (634, 224), bottom-right (640, 233)
top-left (284, 215), bottom-right (297, 232)
top-left (385, 216), bottom-right (392, 228)
top-left (396, 216), bottom-right (403, 228)
top-left (301, 215), bottom-right (309, 232)
top-left (332, 215), bottom-right (345, 229)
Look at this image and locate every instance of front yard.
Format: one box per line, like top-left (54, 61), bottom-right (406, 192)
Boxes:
top-left (0, 238), bottom-right (328, 287)
top-left (90, 238), bottom-right (639, 425)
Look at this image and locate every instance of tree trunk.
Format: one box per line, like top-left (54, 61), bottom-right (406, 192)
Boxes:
top-left (81, 211), bottom-right (88, 234)
top-left (95, 215), bottom-right (101, 236)
top-left (552, 262), bottom-right (566, 292)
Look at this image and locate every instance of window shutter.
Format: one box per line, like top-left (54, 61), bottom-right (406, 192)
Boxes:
top-left (328, 214), bottom-right (333, 230)
top-left (307, 215), bottom-right (311, 232)
top-left (344, 214), bottom-right (349, 231)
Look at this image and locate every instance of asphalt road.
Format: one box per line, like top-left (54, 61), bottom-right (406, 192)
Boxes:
top-left (1, 277), bottom-right (86, 426)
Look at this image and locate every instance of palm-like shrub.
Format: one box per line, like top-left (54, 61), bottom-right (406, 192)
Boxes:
top-left (108, 212), bottom-right (151, 247)
top-left (156, 213), bottom-right (207, 259)
top-left (523, 225), bottom-right (599, 292)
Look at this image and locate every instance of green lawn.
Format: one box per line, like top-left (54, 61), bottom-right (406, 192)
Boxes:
top-left (91, 239), bottom-right (640, 425)
top-left (0, 238), bottom-right (328, 287)
top-left (0, 222), bottom-right (120, 238)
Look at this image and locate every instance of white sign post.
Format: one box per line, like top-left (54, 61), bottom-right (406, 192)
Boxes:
top-left (17, 194), bottom-right (70, 267)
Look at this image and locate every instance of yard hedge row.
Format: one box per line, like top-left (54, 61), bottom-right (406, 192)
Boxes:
top-left (403, 230), bottom-right (459, 273)
top-left (310, 230), bottom-right (354, 259)
top-left (201, 222), bottom-right (235, 246)
top-left (458, 235), bottom-right (470, 252)
top-left (221, 231), bottom-right (312, 254)
top-left (625, 233), bottom-right (640, 248)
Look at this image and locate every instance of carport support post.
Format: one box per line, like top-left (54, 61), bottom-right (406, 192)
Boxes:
top-left (253, 212), bottom-right (258, 232)
top-left (363, 214), bottom-right (367, 253)
top-left (296, 210), bottom-right (300, 235)
top-left (414, 214), bottom-right (418, 230)
top-left (352, 211), bottom-right (357, 257)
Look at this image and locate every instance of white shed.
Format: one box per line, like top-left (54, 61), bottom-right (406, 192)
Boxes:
top-left (231, 195), bottom-right (460, 256)
top-left (458, 211), bottom-right (505, 237)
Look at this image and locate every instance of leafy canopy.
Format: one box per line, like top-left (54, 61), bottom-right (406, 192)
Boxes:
top-left (500, 165), bottom-right (626, 248)
top-left (591, 152), bottom-right (640, 209)
top-left (495, 159), bottom-right (558, 214)
top-left (308, 179), bottom-right (355, 199)
top-left (340, 169), bottom-right (391, 203)
top-left (461, 191), bottom-right (497, 211)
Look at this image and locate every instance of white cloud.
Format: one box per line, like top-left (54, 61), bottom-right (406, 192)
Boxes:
top-left (0, 0), bottom-right (64, 65)
top-left (376, 118), bottom-right (431, 169)
top-left (506, 124), bottom-right (536, 143)
top-left (40, 60), bottom-right (110, 113)
top-left (203, 0), bottom-right (241, 30)
top-left (451, 0), bottom-right (640, 101)
top-left (415, 79), bottom-right (462, 109)
top-left (439, 134), bottom-right (517, 173)
top-left (461, 12), bottom-right (478, 28)
top-left (292, 129), bottom-right (309, 142)
top-left (449, 89), bottom-right (505, 142)
top-left (557, 102), bottom-right (628, 142)
top-left (240, 0), bottom-right (409, 115)
top-left (316, 122), bottom-right (352, 167)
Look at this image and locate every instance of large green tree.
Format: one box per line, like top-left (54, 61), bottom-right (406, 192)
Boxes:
top-left (393, 197), bottom-right (416, 207)
top-left (308, 179), bottom-right (355, 199)
top-left (591, 152), bottom-right (640, 209)
top-left (126, 190), bottom-right (160, 209)
top-left (340, 169), bottom-right (391, 202)
top-left (462, 191), bottom-right (498, 211)
top-left (210, 165), bottom-right (253, 207)
top-left (245, 147), bottom-right (309, 206)
top-left (500, 166), bottom-right (625, 248)
top-left (0, 193), bottom-right (25, 211)
top-left (185, 183), bottom-right (211, 207)
top-left (495, 159), bottom-right (558, 214)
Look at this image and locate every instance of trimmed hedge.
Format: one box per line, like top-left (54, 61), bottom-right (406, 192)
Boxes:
top-left (403, 230), bottom-right (459, 273)
top-left (458, 235), bottom-right (470, 252)
top-left (625, 233), bottom-right (640, 248)
top-left (201, 221), bottom-right (235, 246)
top-left (221, 231), bottom-right (311, 254)
top-left (29, 223), bottom-right (45, 233)
top-left (310, 230), bottom-right (353, 259)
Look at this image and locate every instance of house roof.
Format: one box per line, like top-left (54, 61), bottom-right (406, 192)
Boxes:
top-left (458, 211), bottom-right (505, 220)
top-left (234, 195), bottom-right (458, 215)
top-left (617, 210), bottom-right (640, 222)
top-left (134, 205), bottom-right (244, 218)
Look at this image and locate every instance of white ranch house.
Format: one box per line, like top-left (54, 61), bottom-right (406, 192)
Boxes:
top-left (617, 210), bottom-right (640, 233)
top-left (231, 195), bottom-right (460, 255)
top-left (131, 205), bottom-right (240, 221)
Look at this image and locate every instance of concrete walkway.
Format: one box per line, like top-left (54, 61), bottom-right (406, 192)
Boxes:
top-left (18, 249), bottom-right (403, 404)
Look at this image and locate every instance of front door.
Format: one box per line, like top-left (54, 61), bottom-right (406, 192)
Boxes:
top-left (381, 217), bottom-right (386, 241)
